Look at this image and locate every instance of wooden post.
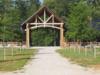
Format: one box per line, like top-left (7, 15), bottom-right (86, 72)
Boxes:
top-left (60, 24), bottom-right (64, 47)
top-left (11, 43), bottom-right (14, 56)
top-left (44, 9), bottom-right (46, 27)
top-left (85, 46), bottom-right (87, 56)
top-left (26, 24), bottom-right (30, 48)
top-left (3, 47), bottom-right (6, 60)
top-left (94, 46), bottom-right (96, 58)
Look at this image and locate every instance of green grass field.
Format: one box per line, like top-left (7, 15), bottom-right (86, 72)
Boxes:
top-left (57, 47), bottom-right (100, 67)
top-left (0, 48), bottom-right (37, 71)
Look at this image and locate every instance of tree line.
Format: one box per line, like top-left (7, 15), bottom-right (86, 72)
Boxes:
top-left (0, 0), bottom-right (40, 42)
top-left (0, 0), bottom-right (100, 46)
top-left (44, 0), bottom-right (100, 43)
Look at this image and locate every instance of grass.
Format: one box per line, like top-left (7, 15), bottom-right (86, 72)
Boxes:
top-left (0, 47), bottom-right (37, 71)
top-left (57, 47), bottom-right (100, 67)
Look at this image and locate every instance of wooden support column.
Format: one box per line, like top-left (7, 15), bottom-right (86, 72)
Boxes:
top-left (26, 23), bottom-right (30, 48)
top-left (44, 9), bottom-right (46, 27)
top-left (60, 24), bottom-right (64, 47)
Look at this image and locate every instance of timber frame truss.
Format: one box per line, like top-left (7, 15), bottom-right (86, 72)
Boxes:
top-left (21, 6), bottom-right (65, 48)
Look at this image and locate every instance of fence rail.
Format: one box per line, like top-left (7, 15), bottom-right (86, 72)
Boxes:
top-left (66, 42), bottom-right (100, 47)
top-left (0, 42), bottom-right (26, 48)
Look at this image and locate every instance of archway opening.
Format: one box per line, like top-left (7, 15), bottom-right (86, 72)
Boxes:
top-left (30, 28), bottom-right (60, 46)
top-left (21, 6), bottom-right (65, 48)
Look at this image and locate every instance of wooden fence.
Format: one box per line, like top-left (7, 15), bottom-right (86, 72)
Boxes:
top-left (66, 42), bottom-right (100, 58)
top-left (0, 42), bottom-right (26, 48)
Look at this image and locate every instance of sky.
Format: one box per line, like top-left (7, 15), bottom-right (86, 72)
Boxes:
top-left (40, 0), bottom-right (43, 3)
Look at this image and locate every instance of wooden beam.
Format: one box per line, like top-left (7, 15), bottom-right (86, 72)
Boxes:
top-left (26, 24), bottom-right (30, 48)
top-left (37, 16), bottom-right (44, 22)
top-left (30, 25), bottom-right (61, 30)
top-left (35, 17), bottom-right (38, 28)
top-left (30, 23), bottom-right (63, 25)
top-left (52, 15), bottom-right (54, 27)
top-left (60, 24), bottom-right (64, 47)
top-left (46, 15), bottom-right (53, 23)
top-left (44, 9), bottom-right (46, 27)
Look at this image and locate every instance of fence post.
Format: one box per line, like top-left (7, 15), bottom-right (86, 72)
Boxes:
top-left (85, 46), bottom-right (87, 56)
top-left (78, 46), bottom-right (81, 54)
top-left (94, 46), bottom-right (96, 58)
top-left (20, 42), bottom-right (22, 53)
top-left (3, 47), bottom-right (6, 60)
top-left (69, 45), bottom-right (71, 51)
top-left (74, 46), bottom-right (76, 52)
top-left (11, 42), bottom-right (14, 56)
top-left (11, 47), bottom-right (14, 56)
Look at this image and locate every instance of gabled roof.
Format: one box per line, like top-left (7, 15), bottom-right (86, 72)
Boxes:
top-left (21, 6), bottom-right (63, 29)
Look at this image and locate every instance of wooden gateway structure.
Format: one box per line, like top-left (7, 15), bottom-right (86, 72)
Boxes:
top-left (21, 6), bottom-right (66, 48)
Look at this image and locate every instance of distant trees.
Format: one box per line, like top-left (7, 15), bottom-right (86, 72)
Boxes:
top-left (0, 0), bottom-right (100, 46)
top-left (44, 0), bottom-right (70, 28)
top-left (44, 0), bottom-right (100, 42)
top-left (33, 0), bottom-right (100, 44)
top-left (0, 0), bottom-right (40, 42)
top-left (31, 28), bottom-right (59, 46)
top-left (67, 0), bottom-right (100, 42)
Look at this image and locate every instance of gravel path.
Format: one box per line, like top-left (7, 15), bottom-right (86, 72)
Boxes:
top-left (0, 47), bottom-right (100, 75)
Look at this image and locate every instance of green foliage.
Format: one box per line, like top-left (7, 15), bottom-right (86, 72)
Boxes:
top-left (31, 28), bottom-right (59, 46)
top-left (44, 0), bottom-right (70, 30)
top-left (0, 0), bottom-right (40, 42)
top-left (67, 0), bottom-right (98, 41)
top-left (89, 0), bottom-right (100, 19)
top-left (0, 0), bottom-right (100, 45)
